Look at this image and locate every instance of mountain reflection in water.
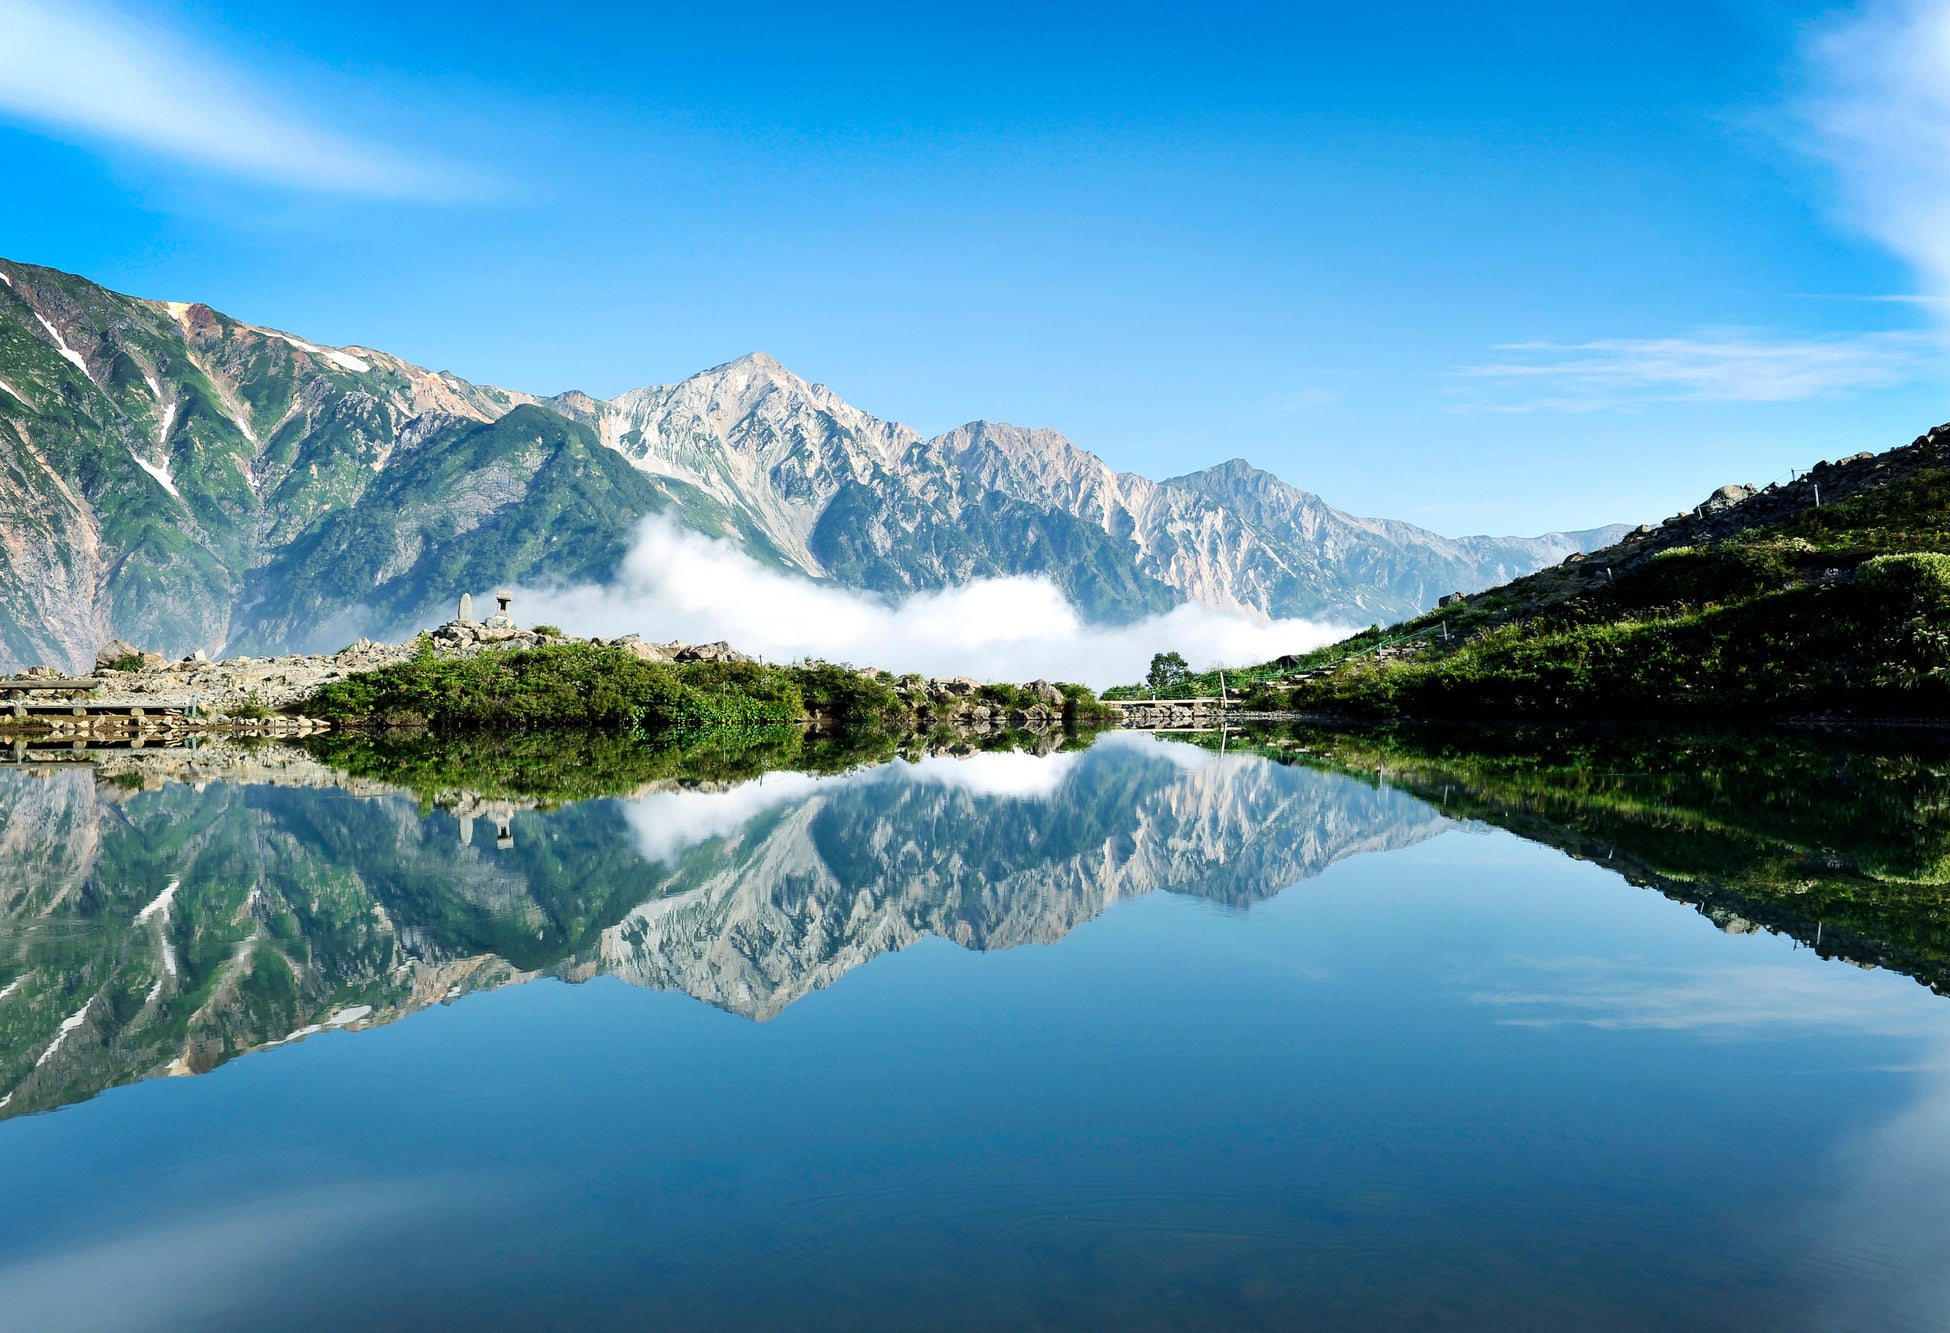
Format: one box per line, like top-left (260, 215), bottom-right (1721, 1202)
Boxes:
top-left (4, 723), bottom-right (1950, 1125)
top-left (0, 731), bottom-right (1450, 1119)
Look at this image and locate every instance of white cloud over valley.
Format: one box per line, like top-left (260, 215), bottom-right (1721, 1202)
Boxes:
top-left (521, 515), bottom-right (1347, 690)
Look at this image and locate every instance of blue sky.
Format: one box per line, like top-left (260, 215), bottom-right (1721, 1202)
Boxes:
top-left (2, 0), bottom-right (1946, 535)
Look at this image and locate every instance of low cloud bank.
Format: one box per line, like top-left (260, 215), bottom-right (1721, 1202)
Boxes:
top-left (521, 515), bottom-right (1347, 689)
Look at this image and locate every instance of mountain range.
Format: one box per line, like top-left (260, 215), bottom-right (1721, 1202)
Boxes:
top-left (0, 259), bottom-right (1624, 671)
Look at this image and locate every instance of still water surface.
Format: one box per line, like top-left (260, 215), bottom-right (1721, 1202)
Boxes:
top-left (1, 727), bottom-right (1947, 1329)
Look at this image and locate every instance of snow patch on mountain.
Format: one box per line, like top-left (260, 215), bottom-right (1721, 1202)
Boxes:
top-left (131, 451), bottom-right (181, 499)
top-left (266, 329), bottom-right (372, 374)
top-left (31, 310), bottom-right (94, 384)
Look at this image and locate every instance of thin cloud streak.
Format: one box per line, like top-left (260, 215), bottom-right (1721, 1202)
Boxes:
top-left (522, 515), bottom-right (1348, 690)
top-left (0, 1), bottom-right (466, 197)
top-left (1448, 330), bottom-right (1932, 413)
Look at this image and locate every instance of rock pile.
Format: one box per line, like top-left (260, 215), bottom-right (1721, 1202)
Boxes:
top-left (72, 637), bottom-right (419, 713)
top-left (594, 635), bottom-right (753, 665)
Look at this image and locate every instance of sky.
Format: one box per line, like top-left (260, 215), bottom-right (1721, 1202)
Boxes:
top-left (2, 0), bottom-right (1948, 536)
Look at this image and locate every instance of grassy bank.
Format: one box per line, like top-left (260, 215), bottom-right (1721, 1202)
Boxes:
top-left (1286, 550), bottom-right (1950, 719)
top-left (1115, 441), bottom-right (1950, 720)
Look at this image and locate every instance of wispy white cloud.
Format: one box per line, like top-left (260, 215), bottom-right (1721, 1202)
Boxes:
top-left (0, 1), bottom-right (464, 196)
top-left (1465, 953), bottom-right (1950, 1038)
top-left (1805, 0), bottom-right (1950, 301)
top-left (1448, 330), bottom-right (1933, 413)
top-left (522, 515), bottom-right (1347, 690)
top-left (1450, 5), bottom-right (1950, 418)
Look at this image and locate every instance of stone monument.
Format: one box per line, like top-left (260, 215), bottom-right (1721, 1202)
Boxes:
top-left (482, 591), bottom-right (515, 630)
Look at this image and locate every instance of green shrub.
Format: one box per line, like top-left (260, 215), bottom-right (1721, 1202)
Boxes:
top-left (104, 653), bottom-right (146, 673)
top-left (227, 691), bottom-right (271, 720)
top-left (1859, 552), bottom-right (1950, 603)
top-left (1594, 543), bottom-right (1794, 615)
top-left (786, 660), bottom-right (902, 725)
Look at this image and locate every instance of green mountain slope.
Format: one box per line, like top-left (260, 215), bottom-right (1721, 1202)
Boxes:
top-left (1173, 423), bottom-right (1950, 720)
top-left (232, 407), bottom-right (671, 653)
top-left (0, 259), bottom-right (536, 669)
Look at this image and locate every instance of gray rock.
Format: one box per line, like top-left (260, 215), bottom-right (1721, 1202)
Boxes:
top-left (1699, 483), bottom-right (1757, 513)
top-left (95, 639), bottom-right (140, 670)
top-left (674, 641), bottom-right (751, 664)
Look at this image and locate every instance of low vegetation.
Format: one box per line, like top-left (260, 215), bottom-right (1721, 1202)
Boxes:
top-left (302, 639), bottom-right (1115, 735)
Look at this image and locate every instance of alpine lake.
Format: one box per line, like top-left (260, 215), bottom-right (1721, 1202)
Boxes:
top-left (3, 720), bottom-right (1949, 1331)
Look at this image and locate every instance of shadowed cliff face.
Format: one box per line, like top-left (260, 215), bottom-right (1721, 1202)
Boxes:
top-left (0, 735), bottom-right (1450, 1119)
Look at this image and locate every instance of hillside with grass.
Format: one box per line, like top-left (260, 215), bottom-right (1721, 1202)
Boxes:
top-left (1119, 422), bottom-right (1950, 720)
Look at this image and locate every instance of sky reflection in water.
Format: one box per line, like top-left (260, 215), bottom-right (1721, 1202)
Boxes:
top-left (0, 729), bottom-right (1945, 1330)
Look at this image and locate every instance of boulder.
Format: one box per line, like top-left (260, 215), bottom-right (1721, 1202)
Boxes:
top-left (675, 641), bottom-right (752, 664)
top-left (1029, 678), bottom-right (1064, 707)
top-left (1700, 483), bottom-right (1757, 513)
top-left (620, 639), bottom-right (675, 664)
top-left (95, 639), bottom-right (140, 670)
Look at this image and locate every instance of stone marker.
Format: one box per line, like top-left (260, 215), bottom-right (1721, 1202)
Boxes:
top-left (480, 590), bottom-right (516, 631)
top-left (459, 592), bottom-right (474, 623)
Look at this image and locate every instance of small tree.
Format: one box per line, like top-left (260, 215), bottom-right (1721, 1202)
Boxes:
top-left (1146, 650), bottom-right (1191, 696)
